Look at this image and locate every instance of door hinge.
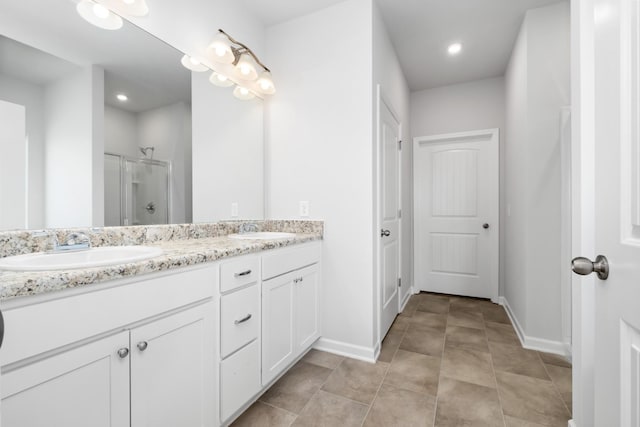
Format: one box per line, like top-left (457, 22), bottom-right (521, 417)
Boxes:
top-left (398, 209), bottom-right (402, 219)
top-left (398, 140), bottom-right (402, 150)
top-left (398, 278), bottom-right (401, 288)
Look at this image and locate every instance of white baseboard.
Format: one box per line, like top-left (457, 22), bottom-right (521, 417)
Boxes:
top-left (499, 297), bottom-right (571, 357)
top-left (313, 337), bottom-right (377, 363)
top-left (568, 420), bottom-right (576, 427)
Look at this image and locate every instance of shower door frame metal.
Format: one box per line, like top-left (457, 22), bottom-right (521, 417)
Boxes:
top-left (105, 152), bottom-right (173, 226)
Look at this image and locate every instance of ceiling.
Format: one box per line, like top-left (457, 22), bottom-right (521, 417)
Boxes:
top-left (1, 0), bottom-right (190, 113)
top-left (240, 0), bottom-right (566, 91)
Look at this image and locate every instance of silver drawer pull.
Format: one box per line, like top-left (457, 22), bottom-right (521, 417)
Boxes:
top-left (293, 277), bottom-right (304, 284)
top-left (117, 348), bottom-right (129, 359)
top-left (234, 269), bottom-right (252, 277)
top-left (234, 314), bottom-right (252, 325)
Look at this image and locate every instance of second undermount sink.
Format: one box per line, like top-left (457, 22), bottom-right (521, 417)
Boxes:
top-left (228, 232), bottom-right (296, 240)
top-left (0, 246), bottom-right (164, 272)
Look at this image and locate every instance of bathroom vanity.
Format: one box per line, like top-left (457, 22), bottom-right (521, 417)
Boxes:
top-left (0, 221), bottom-right (323, 427)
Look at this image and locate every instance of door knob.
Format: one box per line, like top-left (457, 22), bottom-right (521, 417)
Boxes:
top-left (571, 255), bottom-right (609, 280)
top-left (483, 223), bottom-right (490, 229)
top-left (381, 229), bottom-right (390, 237)
top-left (137, 341), bottom-right (148, 351)
top-left (117, 347), bottom-right (129, 358)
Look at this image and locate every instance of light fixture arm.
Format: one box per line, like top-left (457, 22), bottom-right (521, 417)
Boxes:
top-left (218, 29), bottom-right (270, 72)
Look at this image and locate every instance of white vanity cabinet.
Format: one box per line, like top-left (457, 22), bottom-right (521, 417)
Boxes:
top-left (261, 242), bottom-right (321, 386)
top-left (1, 265), bottom-right (216, 427)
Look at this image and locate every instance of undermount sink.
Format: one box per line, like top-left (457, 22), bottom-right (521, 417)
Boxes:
top-left (228, 232), bottom-right (296, 240)
top-left (0, 246), bottom-right (164, 272)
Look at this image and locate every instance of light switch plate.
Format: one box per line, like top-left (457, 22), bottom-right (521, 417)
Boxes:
top-left (299, 201), bottom-right (309, 217)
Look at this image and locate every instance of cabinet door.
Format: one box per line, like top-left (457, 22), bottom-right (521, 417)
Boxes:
top-left (1, 331), bottom-right (130, 427)
top-left (294, 264), bottom-right (321, 351)
top-left (262, 274), bottom-right (295, 386)
top-left (130, 301), bottom-right (215, 427)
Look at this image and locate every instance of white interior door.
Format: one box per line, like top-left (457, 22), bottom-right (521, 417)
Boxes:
top-left (414, 129), bottom-right (499, 300)
top-left (379, 93), bottom-right (401, 339)
top-left (574, 0), bottom-right (640, 425)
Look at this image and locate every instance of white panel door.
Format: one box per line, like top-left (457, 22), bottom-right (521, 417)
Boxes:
top-left (577, 0), bottom-right (640, 425)
top-left (130, 302), bottom-right (215, 427)
top-left (379, 94), bottom-right (401, 338)
top-left (414, 129), bottom-right (499, 300)
top-left (1, 331), bottom-right (130, 427)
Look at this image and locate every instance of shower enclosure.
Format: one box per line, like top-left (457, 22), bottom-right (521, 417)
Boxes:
top-left (104, 153), bottom-right (171, 226)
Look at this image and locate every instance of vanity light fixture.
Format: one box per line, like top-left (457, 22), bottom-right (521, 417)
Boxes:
top-left (180, 55), bottom-right (208, 72)
top-left (233, 86), bottom-right (255, 101)
top-left (116, 93), bottom-right (128, 101)
top-left (99, 0), bottom-right (149, 17)
top-left (76, 0), bottom-right (123, 30)
top-left (447, 42), bottom-right (462, 55)
top-left (209, 71), bottom-right (235, 88)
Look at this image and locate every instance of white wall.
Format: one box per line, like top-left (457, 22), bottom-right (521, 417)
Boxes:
top-left (504, 2), bottom-right (570, 350)
top-left (265, 0), bottom-right (376, 358)
top-left (0, 74), bottom-right (46, 229)
top-left (373, 2), bottom-right (412, 344)
top-left (411, 77), bottom-right (506, 296)
top-left (192, 74), bottom-right (263, 221)
top-left (0, 100), bottom-right (27, 230)
top-left (105, 105), bottom-right (138, 158)
top-left (44, 65), bottom-right (104, 228)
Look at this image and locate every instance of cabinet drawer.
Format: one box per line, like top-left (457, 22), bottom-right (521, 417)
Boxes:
top-left (220, 255), bottom-right (260, 293)
top-left (220, 284), bottom-right (260, 358)
top-left (220, 340), bottom-right (260, 422)
top-left (262, 242), bottom-right (321, 280)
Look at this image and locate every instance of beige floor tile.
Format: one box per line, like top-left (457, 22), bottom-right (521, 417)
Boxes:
top-left (389, 315), bottom-right (411, 334)
top-left (378, 329), bottom-right (403, 363)
top-left (489, 342), bottom-right (550, 380)
top-left (449, 297), bottom-right (491, 313)
top-left (400, 324), bottom-right (445, 357)
top-left (434, 377), bottom-right (504, 427)
top-left (400, 297), bottom-right (419, 317)
top-left (384, 349), bottom-right (440, 396)
top-left (496, 371), bottom-right (571, 427)
top-left (321, 358), bottom-right (389, 405)
top-left (503, 415), bottom-right (547, 427)
top-left (485, 321), bottom-right (521, 345)
top-left (410, 311), bottom-right (448, 332)
top-left (231, 401), bottom-right (297, 427)
top-left (291, 390), bottom-right (369, 427)
top-left (363, 383), bottom-right (436, 427)
top-left (545, 364), bottom-right (572, 414)
top-left (481, 304), bottom-right (511, 324)
top-left (444, 325), bottom-right (489, 353)
top-left (417, 297), bottom-right (450, 315)
top-left (447, 310), bottom-right (485, 330)
top-left (538, 351), bottom-right (572, 368)
top-left (440, 346), bottom-right (495, 388)
top-left (260, 361), bottom-right (333, 414)
top-left (301, 349), bottom-right (345, 370)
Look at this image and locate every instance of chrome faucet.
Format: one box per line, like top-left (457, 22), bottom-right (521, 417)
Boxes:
top-left (239, 223), bottom-right (259, 234)
top-left (53, 232), bottom-right (91, 252)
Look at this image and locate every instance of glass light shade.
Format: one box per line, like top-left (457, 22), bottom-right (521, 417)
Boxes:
top-left (208, 35), bottom-right (234, 64)
top-left (76, 0), bottom-right (123, 30)
top-left (235, 53), bottom-right (258, 81)
top-left (256, 71), bottom-right (276, 95)
top-left (233, 85), bottom-right (256, 101)
top-left (180, 55), bottom-right (208, 72)
top-left (209, 71), bottom-right (234, 87)
top-left (98, 0), bottom-right (149, 17)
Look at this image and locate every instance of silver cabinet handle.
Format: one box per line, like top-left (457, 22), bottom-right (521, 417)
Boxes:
top-left (137, 341), bottom-right (148, 351)
top-left (293, 277), bottom-right (304, 284)
top-left (483, 223), bottom-right (490, 229)
top-left (572, 255), bottom-right (609, 280)
top-left (117, 348), bottom-right (129, 358)
top-left (234, 269), bottom-right (252, 277)
top-left (234, 314), bottom-right (252, 325)
top-left (381, 229), bottom-right (390, 237)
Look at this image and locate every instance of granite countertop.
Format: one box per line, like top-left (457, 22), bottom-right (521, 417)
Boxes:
top-left (0, 225), bottom-right (322, 302)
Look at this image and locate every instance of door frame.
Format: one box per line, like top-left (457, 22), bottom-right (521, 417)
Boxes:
top-left (374, 84), bottom-right (403, 348)
top-left (412, 128), bottom-right (500, 303)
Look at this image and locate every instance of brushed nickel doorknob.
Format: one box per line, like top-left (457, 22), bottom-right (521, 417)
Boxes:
top-left (572, 255), bottom-right (609, 280)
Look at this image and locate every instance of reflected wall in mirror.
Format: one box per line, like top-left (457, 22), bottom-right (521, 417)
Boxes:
top-left (0, 0), bottom-right (192, 230)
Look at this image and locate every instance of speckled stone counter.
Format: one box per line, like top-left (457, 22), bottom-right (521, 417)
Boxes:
top-left (0, 220), bottom-right (323, 302)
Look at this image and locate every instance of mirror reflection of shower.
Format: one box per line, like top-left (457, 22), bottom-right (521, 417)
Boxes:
top-left (104, 153), bottom-right (171, 226)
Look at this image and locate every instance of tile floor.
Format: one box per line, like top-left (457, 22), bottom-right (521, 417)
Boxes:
top-left (232, 292), bottom-right (572, 427)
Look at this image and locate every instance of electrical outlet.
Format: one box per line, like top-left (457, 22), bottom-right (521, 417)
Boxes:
top-left (231, 202), bottom-right (239, 218)
top-left (299, 201), bottom-right (309, 217)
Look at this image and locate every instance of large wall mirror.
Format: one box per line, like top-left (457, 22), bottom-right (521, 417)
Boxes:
top-left (0, 0), bottom-right (264, 231)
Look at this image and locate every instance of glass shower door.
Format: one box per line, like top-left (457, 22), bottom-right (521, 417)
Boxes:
top-left (123, 159), bottom-right (170, 226)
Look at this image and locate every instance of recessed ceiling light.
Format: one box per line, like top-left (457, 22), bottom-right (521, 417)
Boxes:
top-left (116, 93), bottom-right (128, 102)
top-left (448, 43), bottom-right (462, 56)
